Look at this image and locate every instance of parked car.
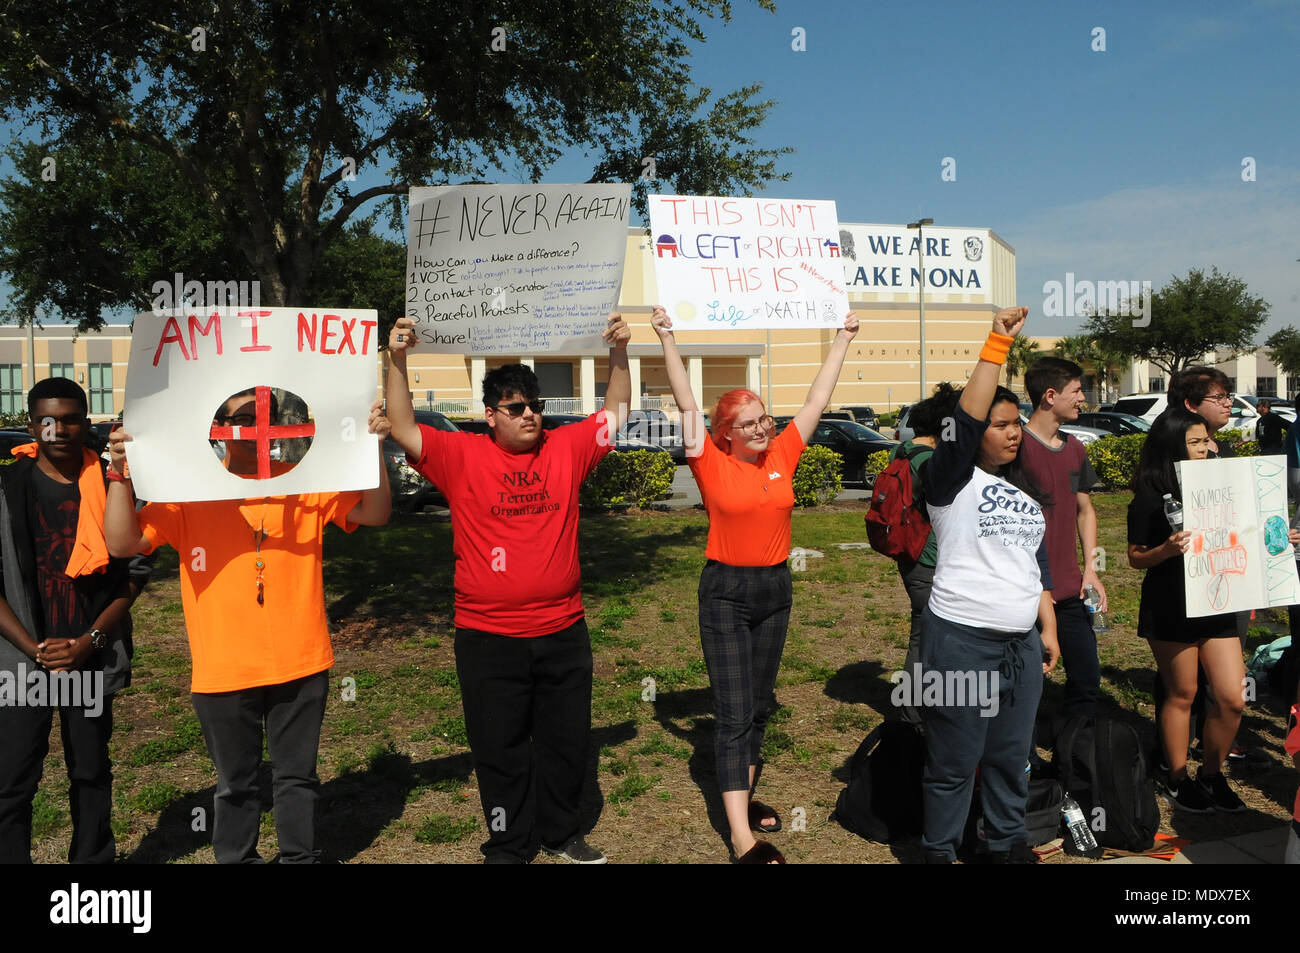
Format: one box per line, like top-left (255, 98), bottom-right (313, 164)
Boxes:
top-left (1017, 403), bottom-right (1109, 445)
top-left (778, 417), bottom-right (898, 487)
top-left (1074, 411), bottom-right (1151, 437)
top-left (386, 410), bottom-right (460, 510)
top-left (1239, 394), bottom-right (1296, 423)
top-left (621, 408), bottom-right (684, 463)
top-left (840, 405), bottom-right (879, 429)
top-left (893, 404), bottom-right (915, 441)
top-left (0, 427), bottom-right (34, 459)
top-left (1114, 392), bottom-right (1261, 439)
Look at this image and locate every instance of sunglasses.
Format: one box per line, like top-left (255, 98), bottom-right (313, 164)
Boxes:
top-left (490, 400), bottom-right (545, 417)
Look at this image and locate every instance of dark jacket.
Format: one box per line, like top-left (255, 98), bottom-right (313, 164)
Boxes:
top-left (0, 455), bottom-right (139, 694)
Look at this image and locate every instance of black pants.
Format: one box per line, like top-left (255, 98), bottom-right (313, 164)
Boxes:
top-left (0, 698), bottom-right (116, 864)
top-left (191, 671), bottom-right (329, 864)
top-left (898, 561), bottom-right (935, 727)
top-left (455, 618), bottom-right (594, 861)
top-left (1053, 597), bottom-right (1101, 719)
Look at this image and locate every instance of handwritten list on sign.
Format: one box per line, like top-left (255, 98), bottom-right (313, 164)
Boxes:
top-left (647, 194), bottom-right (849, 331)
top-left (1176, 455), bottom-right (1300, 617)
top-left (406, 184), bottom-right (631, 354)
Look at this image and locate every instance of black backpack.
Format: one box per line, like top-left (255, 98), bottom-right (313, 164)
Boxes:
top-left (1052, 715), bottom-right (1159, 852)
top-left (834, 721), bottom-right (925, 843)
top-left (1271, 640), bottom-right (1300, 706)
top-left (964, 777), bottom-right (1065, 853)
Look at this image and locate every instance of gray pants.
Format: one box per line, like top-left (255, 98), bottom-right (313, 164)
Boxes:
top-left (191, 671), bottom-right (329, 864)
top-left (898, 561), bottom-right (935, 727)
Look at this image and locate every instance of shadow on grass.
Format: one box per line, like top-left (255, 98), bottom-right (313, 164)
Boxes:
top-left (648, 687), bottom-right (729, 850)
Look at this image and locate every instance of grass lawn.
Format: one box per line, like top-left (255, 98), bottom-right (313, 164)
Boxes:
top-left (28, 492), bottom-right (1300, 863)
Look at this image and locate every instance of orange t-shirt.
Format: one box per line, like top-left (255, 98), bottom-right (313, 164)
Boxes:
top-left (138, 492), bottom-right (362, 693)
top-left (687, 424), bottom-right (805, 566)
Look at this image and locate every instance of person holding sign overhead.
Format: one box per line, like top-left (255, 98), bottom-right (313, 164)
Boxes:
top-left (385, 312), bottom-right (631, 864)
top-left (104, 394), bottom-right (393, 863)
top-left (650, 304), bottom-right (857, 865)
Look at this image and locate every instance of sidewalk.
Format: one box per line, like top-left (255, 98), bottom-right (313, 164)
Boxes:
top-left (1102, 825), bottom-right (1290, 864)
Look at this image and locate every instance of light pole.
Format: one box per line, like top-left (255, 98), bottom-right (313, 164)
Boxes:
top-left (907, 218), bottom-right (933, 401)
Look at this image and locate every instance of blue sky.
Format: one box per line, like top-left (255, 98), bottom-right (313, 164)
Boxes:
top-left (3, 0), bottom-right (1297, 338)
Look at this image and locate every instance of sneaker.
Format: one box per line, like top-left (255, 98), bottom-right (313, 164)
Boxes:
top-left (542, 836), bottom-right (608, 864)
top-left (1163, 775), bottom-right (1214, 813)
top-left (1226, 745), bottom-right (1249, 761)
top-left (1196, 772), bottom-right (1246, 813)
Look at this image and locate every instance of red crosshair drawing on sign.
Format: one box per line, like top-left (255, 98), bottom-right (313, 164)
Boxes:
top-left (208, 386), bottom-right (315, 480)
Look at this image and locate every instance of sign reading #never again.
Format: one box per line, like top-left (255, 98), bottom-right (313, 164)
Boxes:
top-left (123, 308), bottom-right (381, 502)
top-left (647, 194), bottom-right (849, 330)
top-left (406, 183), bottom-right (631, 355)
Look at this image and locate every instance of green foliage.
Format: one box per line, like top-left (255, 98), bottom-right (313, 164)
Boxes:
top-left (1234, 440), bottom-right (1260, 457)
top-left (866, 449), bottom-right (891, 478)
top-left (1265, 326), bottom-right (1300, 378)
top-left (877, 412), bottom-right (897, 428)
top-left (1004, 337), bottom-right (1040, 393)
top-left (127, 715), bottom-right (205, 767)
top-left (1087, 434), bottom-right (1146, 490)
top-left (792, 445), bottom-right (842, 506)
top-left (580, 450), bottom-right (675, 510)
top-left (0, 0), bottom-right (788, 326)
top-left (0, 411), bottom-right (30, 427)
top-left (1083, 267), bottom-right (1269, 378)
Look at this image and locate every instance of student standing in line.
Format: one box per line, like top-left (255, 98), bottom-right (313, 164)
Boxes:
top-left (918, 306), bottom-right (1060, 865)
top-left (0, 378), bottom-right (145, 864)
top-left (105, 391), bottom-right (392, 863)
top-left (1019, 357), bottom-right (1105, 720)
top-left (651, 304), bottom-right (858, 864)
top-left (385, 313), bottom-right (631, 864)
top-left (1126, 408), bottom-right (1268, 812)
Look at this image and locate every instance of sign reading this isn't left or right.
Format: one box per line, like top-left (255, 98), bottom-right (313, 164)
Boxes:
top-left (647, 194), bottom-right (848, 331)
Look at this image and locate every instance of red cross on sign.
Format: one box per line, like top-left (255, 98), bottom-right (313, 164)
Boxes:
top-left (208, 386), bottom-right (316, 480)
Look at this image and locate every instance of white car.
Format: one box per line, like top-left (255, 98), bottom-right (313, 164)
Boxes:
top-left (1113, 392), bottom-right (1261, 440)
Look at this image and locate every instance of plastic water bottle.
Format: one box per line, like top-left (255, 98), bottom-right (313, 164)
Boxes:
top-left (1062, 794), bottom-right (1099, 855)
top-left (1162, 493), bottom-right (1183, 531)
top-left (1083, 584), bottom-right (1109, 633)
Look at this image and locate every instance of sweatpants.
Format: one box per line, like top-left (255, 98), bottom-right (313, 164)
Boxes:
top-left (920, 604), bottom-right (1043, 859)
top-left (0, 698), bottom-right (116, 864)
top-left (697, 560), bottom-right (793, 794)
top-left (898, 561), bottom-right (936, 727)
top-left (455, 618), bottom-right (593, 862)
top-left (191, 670), bottom-right (329, 864)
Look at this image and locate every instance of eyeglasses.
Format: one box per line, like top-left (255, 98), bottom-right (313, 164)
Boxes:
top-left (490, 400), bottom-right (545, 417)
top-left (731, 415), bottom-right (775, 436)
top-left (1200, 393), bottom-right (1234, 406)
top-left (217, 413), bottom-right (258, 427)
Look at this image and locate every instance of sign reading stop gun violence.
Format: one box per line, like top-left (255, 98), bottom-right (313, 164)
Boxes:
top-left (406, 183), bottom-right (631, 354)
top-left (1176, 455), bottom-right (1300, 617)
top-left (123, 308), bottom-right (381, 503)
top-left (647, 194), bottom-right (849, 330)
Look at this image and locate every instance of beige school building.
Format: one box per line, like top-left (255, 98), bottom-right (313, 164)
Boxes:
top-left (0, 223), bottom-right (1016, 420)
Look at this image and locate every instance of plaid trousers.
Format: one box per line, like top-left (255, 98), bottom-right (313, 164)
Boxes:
top-left (697, 560), bottom-right (793, 793)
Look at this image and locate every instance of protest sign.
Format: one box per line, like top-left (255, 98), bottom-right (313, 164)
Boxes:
top-left (647, 194), bottom-right (848, 330)
top-left (406, 183), bottom-right (631, 354)
top-left (123, 308), bottom-right (380, 502)
top-left (1176, 455), bottom-right (1300, 617)
top-left (839, 224), bottom-right (992, 298)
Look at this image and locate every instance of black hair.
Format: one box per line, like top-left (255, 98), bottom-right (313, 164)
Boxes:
top-left (220, 387), bottom-right (280, 423)
top-left (1167, 366), bottom-right (1230, 411)
top-left (1025, 356), bottom-right (1083, 409)
top-left (28, 377), bottom-right (87, 415)
top-left (988, 385), bottom-right (1047, 505)
top-left (1132, 408), bottom-right (1207, 498)
top-left (482, 364), bottom-right (541, 408)
top-left (910, 382), bottom-right (962, 438)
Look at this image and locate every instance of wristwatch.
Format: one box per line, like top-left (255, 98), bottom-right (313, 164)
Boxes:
top-left (87, 629), bottom-right (107, 650)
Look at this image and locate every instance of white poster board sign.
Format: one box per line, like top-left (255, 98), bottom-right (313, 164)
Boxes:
top-left (406, 183), bottom-right (631, 354)
top-left (1176, 455), bottom-right (1300, 617)
top-left (124, 308), bottom-right (380, 502)
top-left (647, 194), bottom-right (848, 330)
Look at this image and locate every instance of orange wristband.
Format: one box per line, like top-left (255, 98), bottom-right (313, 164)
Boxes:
top-left (979, 332), bottom-right (1014, 365)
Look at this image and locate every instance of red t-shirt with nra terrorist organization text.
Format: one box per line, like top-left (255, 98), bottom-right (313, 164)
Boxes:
top-left (409, 412), bottom-right (612, 636)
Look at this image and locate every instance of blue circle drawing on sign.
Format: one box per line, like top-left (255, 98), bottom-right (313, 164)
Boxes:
top-left (1264, 515), bottom-right (1289, 556)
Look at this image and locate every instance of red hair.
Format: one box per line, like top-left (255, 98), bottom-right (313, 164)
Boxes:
top-left (710, 389), bottom-right (764, 452)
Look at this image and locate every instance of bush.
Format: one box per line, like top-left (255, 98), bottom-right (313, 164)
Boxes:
top-left (792, 445), bottom-right (842, 506)
top-left (580, 449), bottom-right (676, 510)
top-left (1234, 440), bottom-right (1260, 457)
top-left (877, 412), bottom-right (897, 428)
top-left (866, 449), bottom-right (891, 479)
top-left (1087, 433), bottom-right (1146, 490)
